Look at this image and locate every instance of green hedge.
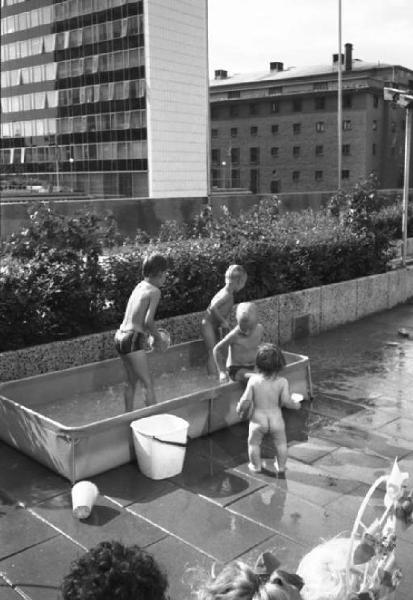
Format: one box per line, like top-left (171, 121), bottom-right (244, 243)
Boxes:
top-left (0, 198), bottom-right (395, 352)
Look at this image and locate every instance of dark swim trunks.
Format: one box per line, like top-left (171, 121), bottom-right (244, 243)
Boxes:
top-left (114, 329), bottom-right (146, 355)
top-left (228, 364), bottom-right (255, 381)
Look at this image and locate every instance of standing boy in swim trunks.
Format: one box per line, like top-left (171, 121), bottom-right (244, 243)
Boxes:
top-left (201, 264), bottom-right (247, 375)
top-left (213, 302), bottom-right (263, 383)
top-left (236, 343), bottom-right (301, 476)
top-left (114, 253), bottom-right (168, 411)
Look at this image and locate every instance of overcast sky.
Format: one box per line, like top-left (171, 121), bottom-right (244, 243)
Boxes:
top-left (208, 0), bottom-right (413, 77)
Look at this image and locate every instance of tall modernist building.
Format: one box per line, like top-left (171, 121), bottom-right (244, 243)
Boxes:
top-left (210, 44), bottom-right (413, 194)
top-left (1, 0), bottom-right (208, 198)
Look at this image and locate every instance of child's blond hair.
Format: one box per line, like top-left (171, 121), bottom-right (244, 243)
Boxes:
top-left (236, 302), bottom-right (256, 323)
top-left (225, 264), bottom-right (247, 285)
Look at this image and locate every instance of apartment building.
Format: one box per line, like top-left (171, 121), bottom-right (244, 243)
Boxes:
top-left (209, 44), bottom-right (413, 194)
top-left (1, 0), bottom-right (208, 198)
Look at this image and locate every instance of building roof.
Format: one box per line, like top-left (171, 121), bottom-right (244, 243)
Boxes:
top-left (210, 60), bottom-right (394, 87)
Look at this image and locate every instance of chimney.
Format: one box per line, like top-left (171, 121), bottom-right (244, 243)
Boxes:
top-left (270, 61), bottom-right (284, 72)
top-left (332, 53), bottom-right (344, 65)
top-left (345, 43), bottom-right (353, 71)
top-left (214, 69), bottom-right (228, 80)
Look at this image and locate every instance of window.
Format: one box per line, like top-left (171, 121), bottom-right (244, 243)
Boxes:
top-left (250, 126), bottom-right (258, 136)
top-left (343, 120), bottom-right (352, 130)
top-left (231, 169), bottom-right (240, 187)
top-left (391, 146), bottom-right (396, 156)
top-left (391, 121), bottom-right (396, 132)
top-left (316, 121), bottom-right (325, 132)
top-left (271, 124), bottom-right (279, 134)
top-left (292, 99), bottom-right (302, 112)
top-left (250, 147), bottom-right (259, 163)
top-left (250, 169), bottom-right (260, 193)
top-left (373, 95), bottom-right (379, 108)
top-left (342, 170), bottom-right (350, 179)
top-left (249, 103), bottom-right (258, 115)
top-left (315, 144), bottom-right (324, 156)
top-left (211, 107), bottom-right (219, 120)
top-left (372, 143), bottom-right (376, 156)
top-left (343, 95), bottom-right (352, 108)
top-left (228, 91), bottom-right (240, 99)
top-left (270, 102), bottom-right (279, 113)
top-left (315, 171), bottom-right (323, 181)
top-left (230, 105), bottom-right (239, 117)
top-left (211, 148), bottom-right (220, 164)
top-left (231, 148), bottom-right (240, 164)
top-left (372, 120), bottom-right (377, 131)
top-left (292, 170), bottom-right (300, 181)
top-left (211, 128), bottom-right (218, 138)
top-left (270, 180), bottom-right (280, 193)
top-left (293, 146), bottom-right (300, 157)
top-left (211, 169), bottom-right (220, 187)
top-left (268, 86), bottom-right (283, 95)
top-left (342, 144), bottom-right (351, 156)
top-left (271, 147), bottom-right (279, 157)
top-left (293, 123), bottom-right (301, 135)
top-left (315, 97), bottom-right (325, 110)
top-left (230, 127), bottom-right (238, 137)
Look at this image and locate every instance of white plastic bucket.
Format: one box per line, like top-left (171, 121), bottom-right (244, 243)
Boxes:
top-left (71, 481), bottom-right (99, 519)
top-left (130, 414), bottom-right (189, 480)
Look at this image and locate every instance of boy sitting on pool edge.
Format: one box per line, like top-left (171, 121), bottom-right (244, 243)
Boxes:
top-left (213, 302), bottom-right (264, 383)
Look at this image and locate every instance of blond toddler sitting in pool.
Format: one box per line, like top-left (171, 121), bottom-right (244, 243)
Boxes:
top-left (213, 302), bottom-right (263, 384)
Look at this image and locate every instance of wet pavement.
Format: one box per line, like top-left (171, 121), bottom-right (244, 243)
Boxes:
top-left (1, 302), bottom-right (413, 599)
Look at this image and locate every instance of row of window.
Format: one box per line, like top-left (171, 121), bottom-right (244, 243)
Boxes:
top-left (1, 110), bottom-right (146, 139)
top-left (211, 144), bottom-right (360, 164)
top-left (1, 141), bottom-right (147, 165)
top-left (1, 16), bottom-right (142, 63)
top-left (211, 97), bottom-right (361, 119)
top-left (223, 95), bottom-right (355, 111)
top-left (1, 48), bottom-right (144, 88)
top-left (210, 169), bottom-right (351, 187)
top-left (1, 0), bottom-right (139, 35)
top-left (1, 80), bottom-right (145, 113)
top-left (211, 121), bottom-right (355, 139)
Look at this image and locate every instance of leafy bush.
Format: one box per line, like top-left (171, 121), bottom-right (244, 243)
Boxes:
top-left (0, 194), bottom-right (398, 352)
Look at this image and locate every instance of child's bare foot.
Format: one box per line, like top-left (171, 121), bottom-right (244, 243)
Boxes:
top-left (248, 462), bottom-right (262, 473)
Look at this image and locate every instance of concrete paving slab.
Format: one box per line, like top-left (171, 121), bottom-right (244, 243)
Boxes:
top-left (91, 462), bottom-right (178, 507)
top-left (315, 421), bottom-right (413, 460)
top-left (288, 435), bottom-right (341, 464)
top-left (237, 533), bottom-right (309, 572)
top-left (128, 486), bottom-right (274, 562)
top-left (0, 502), bottom-right (57, 561)
top-left (147, 535), bottom-right (217, 600)
top-left (228, 482), bottom-right (353, 548)
top-left (0, 442), bottom-right (68, 508)
top-left (0, 536), bottom-right (81, 600)
top-left (312, 446), bottom-right (392, 485)
top-left (378, 417), bottom-right (413, 442)
top-left (338, 406), bottom-right (399, 429)
top-left (170, 450), bottom-right (266, 507)
top-left (234, 457), bottom-right (361, 508)
top-left (32, 493), bottom-right (167, 550)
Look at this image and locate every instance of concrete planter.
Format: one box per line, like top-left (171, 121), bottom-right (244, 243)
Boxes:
top-left (1, 267), bottom-right (412, 382)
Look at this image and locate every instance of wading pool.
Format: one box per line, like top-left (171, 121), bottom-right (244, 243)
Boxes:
top-left (0, 340), bottom-right (312, 482)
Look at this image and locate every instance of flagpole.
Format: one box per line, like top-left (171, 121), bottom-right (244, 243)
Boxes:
top-left (337, 0), bottom-right (343, 190)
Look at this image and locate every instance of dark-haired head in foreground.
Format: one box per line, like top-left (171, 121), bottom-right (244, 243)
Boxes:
top-left (61, 540), bottom-right (169, 600)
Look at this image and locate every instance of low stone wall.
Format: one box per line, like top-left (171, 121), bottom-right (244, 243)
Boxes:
top-left (1, 267), bottom-right (412, 382)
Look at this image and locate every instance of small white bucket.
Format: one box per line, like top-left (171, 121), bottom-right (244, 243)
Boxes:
top-left (71, 481), bottom-right (99, 519)
top-left (130, 414), bottom-right (189, 480)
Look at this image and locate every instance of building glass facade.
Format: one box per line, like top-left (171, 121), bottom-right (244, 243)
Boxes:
top-left (1, 0), bottom-right (149, 196)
